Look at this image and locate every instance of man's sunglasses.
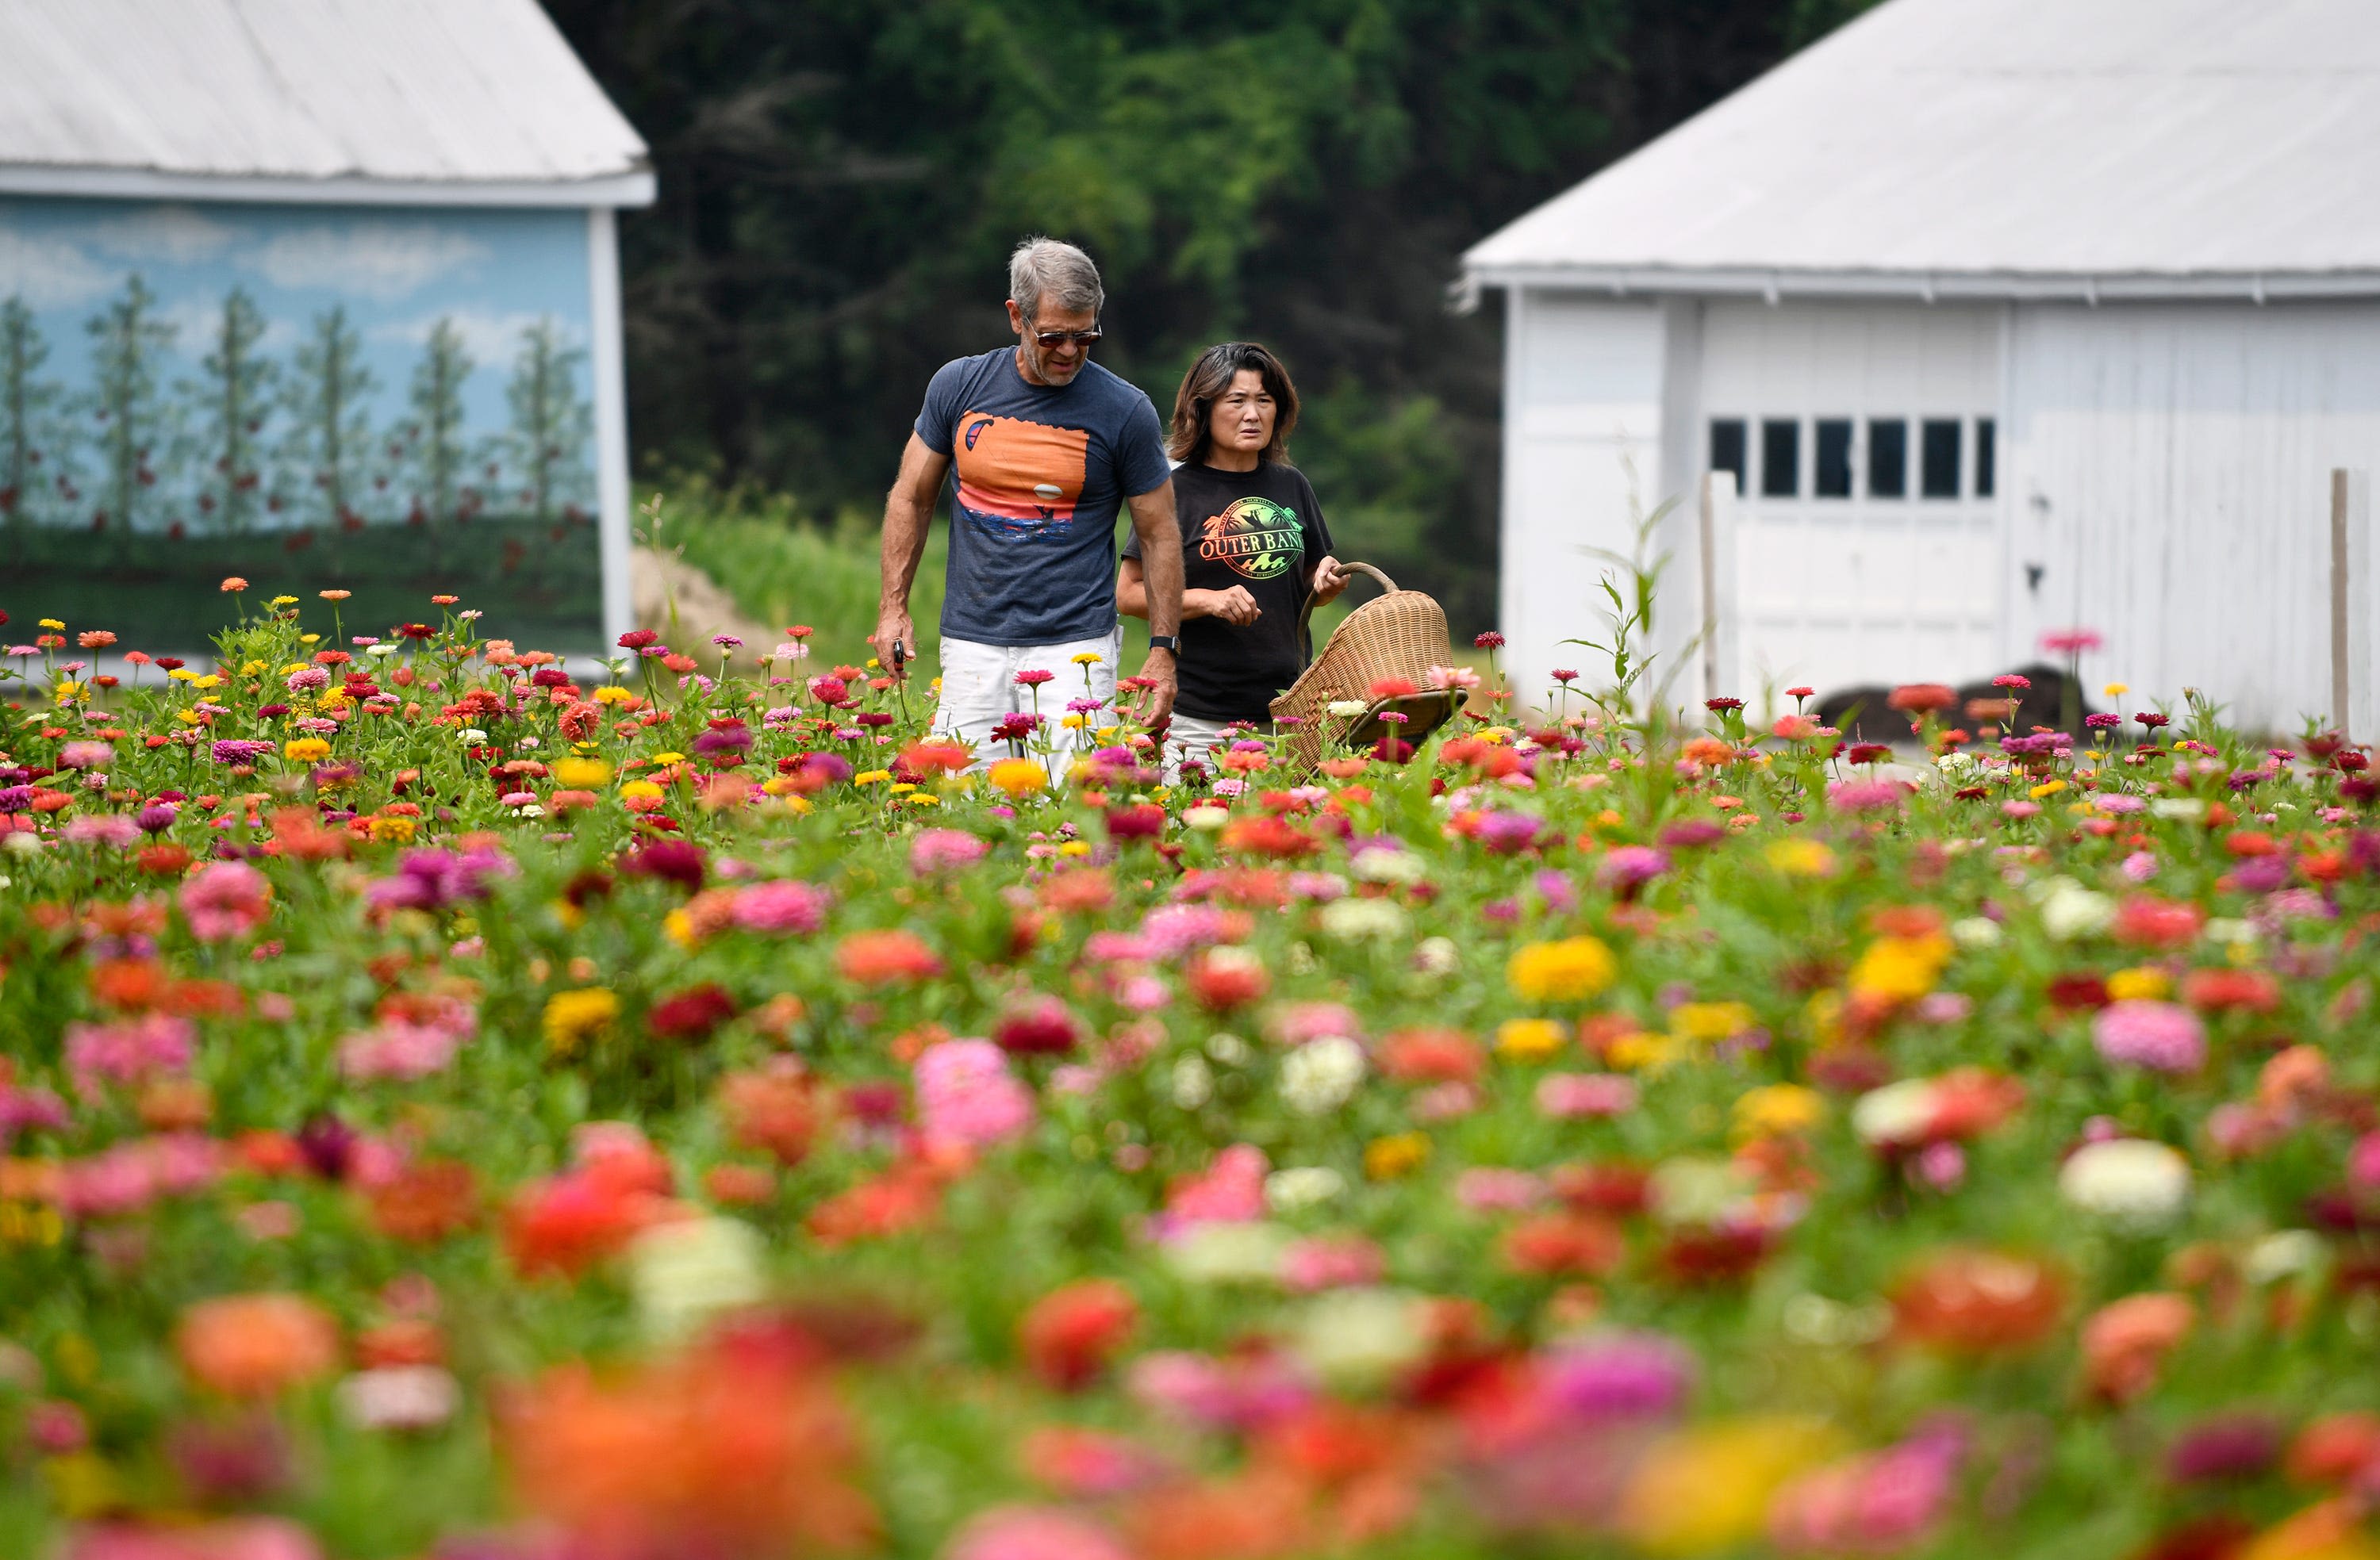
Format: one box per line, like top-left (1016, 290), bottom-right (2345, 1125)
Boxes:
top-left (1031, 324), bottom-right (1103, 348)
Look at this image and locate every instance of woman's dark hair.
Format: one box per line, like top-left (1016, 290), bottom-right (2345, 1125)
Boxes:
top-left (1167, 342), bottom-right (1299, 465)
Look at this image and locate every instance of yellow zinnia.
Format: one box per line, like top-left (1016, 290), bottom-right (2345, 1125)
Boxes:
top-left (1507, 936), bottom-right (1617, 1003)
top-left (542, 987), bottom-right (620, 1056)
top-left (283, 738), bottom-right (331, 762)
top-left (988, 758), bottom-right (1046, 799)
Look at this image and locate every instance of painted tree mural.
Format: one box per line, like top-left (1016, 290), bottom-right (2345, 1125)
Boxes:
top-left (186, 286), bottom-right (275, 535)
top-left (1, 297), bottom-right (72, 558)
top-left (83, 274), bottom-right (175, 536)
top-left (405, 316), bottom-right (474, 530)
top-left (504, 319), bottom-right (593, 527)
top-left (282, 305), bottom-right (378, 535)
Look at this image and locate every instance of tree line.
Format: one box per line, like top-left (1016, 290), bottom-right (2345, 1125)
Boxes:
top-left (547, 0), bottom-right (1878, 630)
top-left (0, 279), bottom-right (594, 562)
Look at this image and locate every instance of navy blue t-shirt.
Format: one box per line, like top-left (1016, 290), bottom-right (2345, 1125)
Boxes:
top-left (914, 347), bottom-right (1171, 646)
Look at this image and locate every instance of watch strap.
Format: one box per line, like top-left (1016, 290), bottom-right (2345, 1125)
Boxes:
top-left (1148, 634), bottom-right (1180, 654)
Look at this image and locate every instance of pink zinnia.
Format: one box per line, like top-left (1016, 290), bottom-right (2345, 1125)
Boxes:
top-left (1537, 1072), bottom-right (1638, 1119)
top-left (65, 1013), bottom-right (196, 1097)
top-left (339, 1023), bottom-right (464, 1083)
top-left (1160, 1143), bottom-right (1269, 1231)
top-left (909, 828), bottom-right (990, 876)
top-left (1827, 779), bottom-right (1907, 814)
top-left (1456, 1167), bottom-right (1547, 1212)
top-left (1282, 1234), bottom-right (1385, 1293)
top-left (913, 1039), bottom-right (1035, 1148)
top-left (946, 1505), bottom-right (1133, 1560)
top-left (178, 861), bottom-right (271, 942)
top-left (2092, 1000), bottom-right (2207, 1073)
top-left (730, 879), bottom-right (828, 935)
top-left (1597, 845), bottom-right (1670, 890)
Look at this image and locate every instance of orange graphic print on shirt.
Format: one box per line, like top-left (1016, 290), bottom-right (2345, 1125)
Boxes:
top-left (954, 411), bottom-right (1089, 539)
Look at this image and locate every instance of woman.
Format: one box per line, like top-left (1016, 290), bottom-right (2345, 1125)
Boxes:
top-left (1119, 342), bottom-right (1348, 776)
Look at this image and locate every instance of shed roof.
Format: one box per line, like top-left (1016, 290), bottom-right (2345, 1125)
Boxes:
top-left (1464, 0), bottom-right (2380, 301)
top-left (0, 0), bottom-right (651, 207)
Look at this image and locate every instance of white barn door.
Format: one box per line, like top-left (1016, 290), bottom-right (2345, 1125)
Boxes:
top-left (1700, 301), bottom-right (2003, 707)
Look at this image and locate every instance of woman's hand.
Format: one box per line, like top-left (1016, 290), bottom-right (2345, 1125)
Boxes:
top-left (1310, 555), bottom-right (1350, 605)
top-left (1185, 586), bottom-right (1261, 626)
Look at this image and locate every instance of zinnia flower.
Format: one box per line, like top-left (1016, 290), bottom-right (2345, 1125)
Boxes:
top-left (2091, 1000), bottom-right (2206, 1073)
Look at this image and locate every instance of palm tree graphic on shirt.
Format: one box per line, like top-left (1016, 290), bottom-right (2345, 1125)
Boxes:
top-left (1196, 497), bottom-right (1301, 581)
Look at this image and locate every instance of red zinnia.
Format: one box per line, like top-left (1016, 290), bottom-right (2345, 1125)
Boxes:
top-left (1019, 1278), bottom-right (1139, 1391)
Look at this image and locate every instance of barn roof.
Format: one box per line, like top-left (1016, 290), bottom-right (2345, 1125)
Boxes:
top-left (1464, 0), bottom-right (2380, 301)
top-left (0, 0), bottom-right (651, 207)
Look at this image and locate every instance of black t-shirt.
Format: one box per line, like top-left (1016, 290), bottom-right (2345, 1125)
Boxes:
top-left (1124, 458), bottom-right (1334, 722)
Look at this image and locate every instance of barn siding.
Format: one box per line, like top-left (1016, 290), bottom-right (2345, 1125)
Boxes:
top-left (2005, 301), bottom-right (2380, 731)
top-left (1499, 289), bottom-right (1668, 708)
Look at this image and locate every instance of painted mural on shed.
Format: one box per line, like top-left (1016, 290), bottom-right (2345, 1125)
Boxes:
top-left (1, 198), bottom-right (599, 646)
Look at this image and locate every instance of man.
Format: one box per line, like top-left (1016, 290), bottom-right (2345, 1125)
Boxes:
top-left (871, 237), bottom-right (1183, 766)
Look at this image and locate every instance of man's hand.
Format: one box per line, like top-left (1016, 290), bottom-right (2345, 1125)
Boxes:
top-left (1130, 648), bottom-right (1178, 734)
top-left (1310, 555), bottom-right (1351, 606)
top-left (1187, 585), bottom-right (1261, 625)
top-left (869, 608), bottom-right (916, 680)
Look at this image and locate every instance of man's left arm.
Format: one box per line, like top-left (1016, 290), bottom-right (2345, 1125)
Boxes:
top-left (1124, 481), bottom-right (1181, 731)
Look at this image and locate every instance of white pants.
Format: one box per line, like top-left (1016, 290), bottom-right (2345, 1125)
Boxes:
top-left (1163, 712), bottom-right (1250, 783)
top-left (934, 626), bottom-right (1121, 774)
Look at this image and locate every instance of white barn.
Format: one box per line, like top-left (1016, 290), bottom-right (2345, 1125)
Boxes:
top-left (0, 0), bottom-right (651, 648)
top-left (1463, 0), bottom-right (2380, 733)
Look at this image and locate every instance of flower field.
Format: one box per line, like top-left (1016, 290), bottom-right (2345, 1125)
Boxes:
top-left (1, 588), bottom-right (2378, 1560)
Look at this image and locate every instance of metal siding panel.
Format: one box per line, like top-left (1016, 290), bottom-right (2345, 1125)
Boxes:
top-left (1467, 0), bottom-right (2380, 282)
top-left (1503, 295), bottom-right (1668, 709)
top-left (0, 0), bottom-right (646, 187)
top-left (2009, 301), bottom-right (2380, 730)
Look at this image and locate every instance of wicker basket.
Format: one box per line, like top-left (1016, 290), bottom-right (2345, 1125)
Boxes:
top-left (1269, 562), bottom-right (1463, 775)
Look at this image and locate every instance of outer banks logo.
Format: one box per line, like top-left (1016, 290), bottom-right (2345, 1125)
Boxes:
top-left (1197, 496), bottom-right (1303, 581)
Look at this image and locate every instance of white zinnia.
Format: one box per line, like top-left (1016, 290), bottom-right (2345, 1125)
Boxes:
top-left (1183, 804), bottom-right (1230, 831)
top-left (1319, 897), bottom-right (1407, 944)
top-left (1279, 1036), bottom-right (1366, 1115)
top-left (1413, 937), bottom-right (1460, 975)
top-left (1287, 1288), bottom-right (1431, 1390)
top-left (1165, 1220), bottom-right (1289, 1283)
top-left (1949, 916), bottom-right (2003, 949)
top-left (1350, 849), bottom-right (1426, 886)
top-left (337, 1365), bottom-right (460, 1432)
top-left (1850, 1079), bottom-right (1937, 1148)
top-left (629, 1216), bottom-right (766, 1341)
top-left (2059, 1139), bottom-right (2191, 1232)
top-left (2036, 877), bottom-right (2114, 941)
top-left (1265, 1166), bottom-right (1347, 1213)
top-left (1170, 1054), bottom-right (1215, 1110)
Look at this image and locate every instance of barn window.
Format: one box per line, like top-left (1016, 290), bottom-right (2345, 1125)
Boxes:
top-left (1814, 420), bottom-right (1853, 498)
top-left (1976, 418), bottom-right (1997, 497)
top-left (1921, 419), bottom-right (1961, 497)
top-left (1709, 420), bottom-right (1746, 496)
top-left (1760, 420), bottom-right (1799, 497)
top-left (1868, 420), bottom-right (1906, 497)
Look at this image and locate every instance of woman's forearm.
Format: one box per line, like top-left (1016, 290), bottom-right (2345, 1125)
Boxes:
top-left (1120, 574), bottom-right (1211, 620)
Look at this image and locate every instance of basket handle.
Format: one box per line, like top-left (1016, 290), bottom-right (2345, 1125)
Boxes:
top-left (1297, 560), bottom-right (1397, 642)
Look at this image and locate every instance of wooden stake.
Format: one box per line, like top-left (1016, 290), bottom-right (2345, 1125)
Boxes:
top-left (2333, 468), bottom-right (2351, 736)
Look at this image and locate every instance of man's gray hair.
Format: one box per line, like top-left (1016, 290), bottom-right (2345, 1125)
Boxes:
top-left (1008, 236), bottom-right (1104, 324)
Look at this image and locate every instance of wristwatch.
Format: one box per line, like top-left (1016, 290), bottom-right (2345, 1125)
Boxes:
top-left (1148, 634), bottom-right (1180, 656)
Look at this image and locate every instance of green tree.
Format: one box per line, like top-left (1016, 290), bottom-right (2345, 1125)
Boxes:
top-left (1, 296), bottom-right (71, 560)
top-left (282, 305), bottom-right (378, 535)
top-left (501, 320), bottom-right (593, 525)
top-left (405, 318), bottom-right (474, 530)
top-left (184, 286), bottom-right (275, 535)
top-left (83, 274), bottom-right (175, 538)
